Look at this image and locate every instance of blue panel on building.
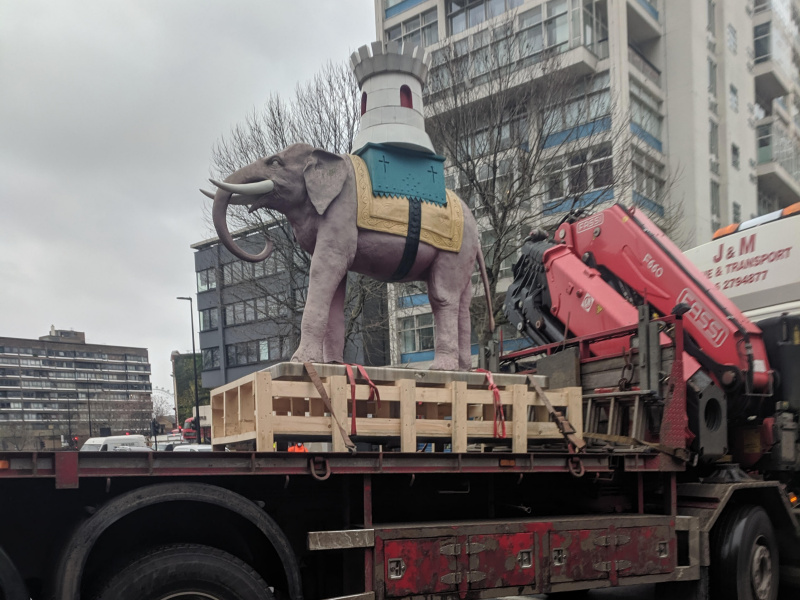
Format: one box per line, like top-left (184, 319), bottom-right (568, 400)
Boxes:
top-left (637, 0), bottom-right (659, 20)
top-left (397, 293), bottom-right (430, 309)
top-left (633, 191), bottom-right (665, 217)
top-left (543, 116), bottom-right (611, 149)
top-left (630, 122), bottom-right (663, 152)
top-left (543, 187), bottom-right (615, 215)
top-left (385, 0), bottom-right (428, 18)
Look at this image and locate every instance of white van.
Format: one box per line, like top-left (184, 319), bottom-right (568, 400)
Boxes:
top-left (79, 435), bottom-right (151, 452)
top-left (172, 444), bottom-right (213, 452)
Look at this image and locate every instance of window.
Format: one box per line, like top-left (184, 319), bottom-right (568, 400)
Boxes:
top-left (729, 85), bottom-right (738, 112)
top-left (544, 144), bottom-right (614, 209)
top-left (202, 347), bottom-right (220, 370)
top-left (632, 149), bottom-right (665, 203)
top-left (199, 308), bottom-right (219, 332)
top-left (518, 0), bottom-right (569, 60)
top-left (710, 179), bottom-right (721, 232)
top-left (727, 24), bottom-right (736, 54)
top-left (544, 72), bottom-right (610, 134)
top-left (754, 22), bottom-right (770, 64)
top-left (732, 144), bottom-right (740, 169)
top-left (361, 92), bottom-right (367, 116)
top-left (222, 261), bottom-right (255, 286)
top-left (225, 341), bottom-right (259, 367)
top-left (733, 202), bottom-right (741, 223)
top-left (481, 230), bottom-right (517, 278)
top-left (400, 85), bottom-right (412, 108)
top-left (707, 0), bottom-right (715, 33)
top-left (630, 78), bottom-right (662, 140)
top-left (223, 298), bottom-right (274, 326)
top-left (268, 338), bottom-right (289, 361)
top-left (400, 314), bottom-right (434, 354)
top-left (196, 268), bottom-right (216, 292)
top-left (388, 8), bottom-right (438, 47)
top-left (707, 58), bottom-right (717, 96)
top-left (709, 119), bottom-right (719, 157)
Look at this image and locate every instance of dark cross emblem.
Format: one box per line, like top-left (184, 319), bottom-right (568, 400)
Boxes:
top-left (427, 165), bottom-right (437, 182)
top-left (379, 155), bottom-right (390, 172)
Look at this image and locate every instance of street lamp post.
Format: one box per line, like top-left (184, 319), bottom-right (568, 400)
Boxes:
top-left (177, 296), bottom-right (202, 444)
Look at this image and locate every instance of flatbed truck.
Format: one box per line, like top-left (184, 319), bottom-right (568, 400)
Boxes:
top-left (2, 203), bottom-right (800, 600)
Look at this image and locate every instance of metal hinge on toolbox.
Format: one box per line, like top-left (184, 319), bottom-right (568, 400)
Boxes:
top-left (440, 571), bottom-right (487, 584)
top-left (594, 559), bottom-right (633, 572)
top-left (593, 533), bottom-right (631, 547)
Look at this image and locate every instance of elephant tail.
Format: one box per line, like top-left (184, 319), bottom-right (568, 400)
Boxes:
top-left (476, 248), bottom-right (496, 332)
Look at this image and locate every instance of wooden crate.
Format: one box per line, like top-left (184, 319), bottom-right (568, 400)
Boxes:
top-left (210, 363), bottom-right (582, 453)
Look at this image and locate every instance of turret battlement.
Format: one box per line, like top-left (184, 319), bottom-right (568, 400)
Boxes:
top-left (349, 41), bottom-right (432, 88)
top-left (350, 41), bottom-right (435, 154)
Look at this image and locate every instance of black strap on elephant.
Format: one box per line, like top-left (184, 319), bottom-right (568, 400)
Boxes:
top-left (391, 199), bottom-right (422, 281)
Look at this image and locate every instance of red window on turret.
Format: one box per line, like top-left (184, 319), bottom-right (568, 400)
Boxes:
top-left (361, 92), bottom-right (367, 116)
top-left (400, 85), bottom-right (412, 108)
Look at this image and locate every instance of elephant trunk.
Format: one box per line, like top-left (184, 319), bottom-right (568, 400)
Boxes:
top-left (212, 187), bottom-right (274, 263)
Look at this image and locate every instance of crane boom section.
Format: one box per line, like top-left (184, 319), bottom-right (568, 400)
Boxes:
top-left (555, 204), bottom-right (771, 391)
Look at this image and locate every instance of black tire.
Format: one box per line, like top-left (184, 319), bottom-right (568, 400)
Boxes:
top-left (94, 543), bottom-right (274, 600)
top-left (711, 505), bottom-right (779, 600)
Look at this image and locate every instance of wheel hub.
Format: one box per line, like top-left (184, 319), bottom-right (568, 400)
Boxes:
top-left (750, 536), bottom-right (773, 600)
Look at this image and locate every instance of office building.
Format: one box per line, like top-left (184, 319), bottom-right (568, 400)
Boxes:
top-left (0, 327), bottom-right (152, 450)
top-left (192, 225), bottom-right (389, 389)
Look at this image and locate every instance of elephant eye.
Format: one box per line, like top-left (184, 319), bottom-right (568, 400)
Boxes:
top-left (267, 157), bottom-right (282, 166)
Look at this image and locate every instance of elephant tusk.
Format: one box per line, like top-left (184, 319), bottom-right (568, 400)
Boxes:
top-left (200, 188), bottom-right (259, 205)
top-left (210, 178), bottom-right (274, 196)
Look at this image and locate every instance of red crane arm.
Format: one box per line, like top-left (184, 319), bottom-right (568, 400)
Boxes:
top-left (554, 204), bottom-right (771, 392)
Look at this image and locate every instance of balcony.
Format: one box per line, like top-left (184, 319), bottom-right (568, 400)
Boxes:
top-left (627, 0), bottom-right (660, 44)
top-left (754, 58), bottom-right (792, 102)
top-left (756, 120), bottom-right (800, 206)
top-left (628, 45), bottom-right (661, 87)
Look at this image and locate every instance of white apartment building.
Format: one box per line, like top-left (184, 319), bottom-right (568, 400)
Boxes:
top-left (375, 0), bottom-right (800, 366)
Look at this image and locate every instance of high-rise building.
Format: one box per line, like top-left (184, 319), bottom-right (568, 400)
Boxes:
top-left (0, 327), bottom-right (152, 450)
top-left (375, 0), bottom-right (800, 365)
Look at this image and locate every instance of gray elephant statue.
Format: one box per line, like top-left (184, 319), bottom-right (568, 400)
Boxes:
top-left (206, 142), bottom-right (493, 371)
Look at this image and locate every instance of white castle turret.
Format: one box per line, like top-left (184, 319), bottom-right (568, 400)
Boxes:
top-left (350, 41), bottom-right (435, 154)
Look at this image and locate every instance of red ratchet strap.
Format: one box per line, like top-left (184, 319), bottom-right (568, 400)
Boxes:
top-left (345, 364), bottom-right (381, 435)
top-left (474, 368), bottom-right (506, 438)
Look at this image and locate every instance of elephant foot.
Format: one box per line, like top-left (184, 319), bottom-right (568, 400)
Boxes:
top-left (430, 356), bottom-right (460, 372)
top-left (291, 350), bottom-right (324, 364)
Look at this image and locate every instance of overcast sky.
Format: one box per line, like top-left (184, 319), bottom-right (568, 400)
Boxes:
top-left (0, 1), bottom-right (375, 396)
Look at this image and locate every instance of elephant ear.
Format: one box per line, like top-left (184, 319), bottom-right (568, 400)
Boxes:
top-left (303, 149), bottom-right (348, 216)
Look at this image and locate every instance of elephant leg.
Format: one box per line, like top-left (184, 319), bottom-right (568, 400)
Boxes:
top-left (458, 282), bottom-right (473, 371)
top-left (428, 269), bottom-right (462, 372)
top-left (292, 252), bottom-right (349, 364)
top-left (323, 276), bottom-right (347, 363)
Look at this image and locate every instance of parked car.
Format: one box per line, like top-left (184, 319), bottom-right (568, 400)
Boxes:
top-left (172, 444), bottom-right (213, 452)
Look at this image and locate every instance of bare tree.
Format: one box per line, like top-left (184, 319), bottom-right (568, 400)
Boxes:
top-left (0, 421), bottom-right (35, 451)
top-left (207, 61), bottom-right (389, 364)
top-left (423, 14), bottom-right (673, 358)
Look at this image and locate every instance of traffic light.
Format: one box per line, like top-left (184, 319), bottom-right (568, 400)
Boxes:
top-left (72, 436), bottom-right (79, 449)
top-left (151, 419), bottom-right (159, 437)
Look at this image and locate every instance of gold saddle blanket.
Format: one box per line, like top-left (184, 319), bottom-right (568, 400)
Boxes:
top-left (349, 155), bottom-right (463, 253)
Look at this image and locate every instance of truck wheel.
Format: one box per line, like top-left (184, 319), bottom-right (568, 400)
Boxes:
top-left (711, 505), bottom-right (778, 600)
top-left (94, 543), bottom-right (274, 600)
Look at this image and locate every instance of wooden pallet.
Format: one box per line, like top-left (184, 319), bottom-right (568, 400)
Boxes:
top-left (210, 363), bottom-right (582, 453)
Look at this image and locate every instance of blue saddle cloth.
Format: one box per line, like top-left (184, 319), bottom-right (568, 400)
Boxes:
top-left (355, 142), bottom-right (447, 207)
